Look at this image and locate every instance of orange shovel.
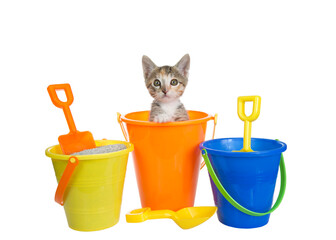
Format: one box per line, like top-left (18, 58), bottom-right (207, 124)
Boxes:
top-left (47, 83), bottom-right (96, 155)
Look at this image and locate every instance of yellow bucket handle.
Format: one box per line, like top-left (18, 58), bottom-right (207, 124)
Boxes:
top-left (200, 113), bottom-right (218, 170)
top-left (117, 112), bottom-right (129, 142)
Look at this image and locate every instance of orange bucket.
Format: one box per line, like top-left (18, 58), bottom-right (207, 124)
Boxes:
top-left (118, 111), bottom-right (217, 211)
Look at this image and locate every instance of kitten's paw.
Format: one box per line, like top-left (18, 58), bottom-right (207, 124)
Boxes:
top-left (153, 114), bottom-right (171, 123)
top-left (174, 115), bottom-right (189, 121)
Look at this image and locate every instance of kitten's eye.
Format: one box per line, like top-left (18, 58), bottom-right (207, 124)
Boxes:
top-left (153, 79), bottom-right (161, 87)
top-left (170, 79), bottom-right (178, 86)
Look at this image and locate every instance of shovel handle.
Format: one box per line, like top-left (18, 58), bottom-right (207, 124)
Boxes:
top-left (237, 96), bottom-right (261, 152)
top-left (126, 208), bottom-right (175, 223)
top-left (47, 84), bottom-right (77, 133)
top-left (237, 96), bottom-right (261, 122)
top-left (55, 156), bottom-right (79, 206)
top-left (47, 83), bottom-right (74, 108)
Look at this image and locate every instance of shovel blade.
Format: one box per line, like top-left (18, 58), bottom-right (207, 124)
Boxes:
top-left (59, 131), bottom-right (96, 155)
top-left (175, 206), bottom-right (217, 229)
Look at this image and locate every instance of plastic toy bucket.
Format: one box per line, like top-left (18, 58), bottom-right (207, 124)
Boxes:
top-left (200, 138), bottom-right (287, 228)
top-left (45, 140), bottom-right (134, 231)
top-left (118, 111), bottom-right (216, 211)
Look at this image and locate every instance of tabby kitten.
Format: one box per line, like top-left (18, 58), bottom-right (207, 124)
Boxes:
top-left (142, 54), bottom-right (190, 123)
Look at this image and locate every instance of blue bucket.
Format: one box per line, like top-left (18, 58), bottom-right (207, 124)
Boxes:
top-left (200, 138), bottom-right (287, 228)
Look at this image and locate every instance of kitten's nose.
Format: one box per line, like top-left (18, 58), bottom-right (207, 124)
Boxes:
top-left (162, 90), bottom-right (168, 94)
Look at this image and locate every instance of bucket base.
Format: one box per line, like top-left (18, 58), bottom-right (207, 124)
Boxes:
top-left (212, 177), bottom-right (272, 229)
top-left (217, 212), bottom-right (270, 229)
top-left (68, 222), bottom-right (118, 232)
top-left (66, 211), bottom-right (120, 232)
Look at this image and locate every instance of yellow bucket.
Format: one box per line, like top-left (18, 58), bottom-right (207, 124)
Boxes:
top-left (45, 140), bottom-right (134, 231)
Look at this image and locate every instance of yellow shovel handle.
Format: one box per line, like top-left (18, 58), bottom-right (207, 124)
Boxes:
top-left (237, 96), bottom-right (261, 152)
top-left (238, 96), bottom-right (261, 122)
top-left (126, 208), bottom-right (175, 223)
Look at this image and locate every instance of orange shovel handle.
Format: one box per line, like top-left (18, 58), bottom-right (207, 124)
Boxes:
top-left (47, 84), bottom-right (77, 133)
top-left (55, 156), bottom-right (79, 206)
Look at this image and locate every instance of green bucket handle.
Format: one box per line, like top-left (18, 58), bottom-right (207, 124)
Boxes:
top-left (201, 140), bottom-right (286, 217)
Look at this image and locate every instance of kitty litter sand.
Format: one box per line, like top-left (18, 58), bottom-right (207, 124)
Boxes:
top-left (72, 144), bottom-right (127, 155)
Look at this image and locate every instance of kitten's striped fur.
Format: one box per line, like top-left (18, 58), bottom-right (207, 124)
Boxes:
top-left (142, 54), bottom-right (190, 123)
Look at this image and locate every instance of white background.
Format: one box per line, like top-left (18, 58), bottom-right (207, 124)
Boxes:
top-left (1, 0), bottom-right (335, 239)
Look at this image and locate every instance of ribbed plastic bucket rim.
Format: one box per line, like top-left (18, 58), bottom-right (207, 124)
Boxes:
top-left (120, 110), bottom-right (213, 127)
top-left (45, 140), bottom-right (134, 161)
top-left (200, 138), bottom-right (287, 157)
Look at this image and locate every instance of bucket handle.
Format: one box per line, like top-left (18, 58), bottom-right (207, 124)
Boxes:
top-left (201, 145), bottom-right (286, 217)
top-left (200, 113), bottom-right (218, 169)
top-left (54, 156), bottom-right (79, 206)
top-left (117, 112), bottom-right (129, 142)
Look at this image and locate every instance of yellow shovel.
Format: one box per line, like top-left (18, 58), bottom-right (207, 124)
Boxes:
top-left (126, 206), bottom-right (217, 229)
top-left (236, 96), bottom-right (261, 152)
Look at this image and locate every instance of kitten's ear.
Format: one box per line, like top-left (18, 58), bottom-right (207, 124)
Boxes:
top-left (175, 54), bottom-right (190, 78)
top-left (142, 55), bottom-right (157, 79)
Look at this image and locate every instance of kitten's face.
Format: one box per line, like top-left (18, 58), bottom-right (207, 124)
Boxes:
top-left (145, 66), bottom-right (187, 103)
top-left (142, 54), bottom-right (190, 103)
